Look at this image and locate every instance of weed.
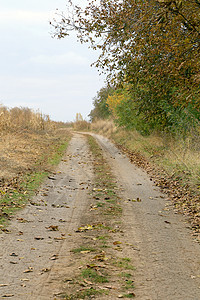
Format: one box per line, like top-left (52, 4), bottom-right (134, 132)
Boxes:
top-left (119, 272), bottom-right (132, 279)
top-left (63, 288), bottom-right (105, 299)
top-left (81, 268), bottom-right (109, 283)
top-left (96, 202), bottom-right (105, 207)
top-left (124, 280), bottom-right (135, 290)
top-left (48, 141), bottom-right (69, 165)
top-left (71, 246), bottom-right (96, 254)
top-left (112, 258), bottom-right (135, 270)
top-left (121, 293), bottom-right (135, 298)
top-left (96, 235), bottom-right (109, 241)
top-left (105, 204), bottom-right (122, 216)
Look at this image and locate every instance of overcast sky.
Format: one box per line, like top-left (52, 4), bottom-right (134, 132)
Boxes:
top-left (0, 0), bottom-right (105, 122)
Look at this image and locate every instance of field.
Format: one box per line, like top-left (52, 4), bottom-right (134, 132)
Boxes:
top-left (0, 105), bottom-right (71, 226)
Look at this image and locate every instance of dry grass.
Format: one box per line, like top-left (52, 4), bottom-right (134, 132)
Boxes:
top-left (0, 104), bottom-right (54, 132)
top-left (73, 120), bottom-right (91, 131)
top-left (90, 119), bottom-right (117, 136)
top-left (0, 130), bottom-right (69, 182)
top-left (0, 104), bottom-right (71, 184)
top-left (91, 119), bottom-right (200, 190)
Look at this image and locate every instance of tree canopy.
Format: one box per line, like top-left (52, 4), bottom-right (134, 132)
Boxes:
top-left (52, 0), bottom-right (200, 135)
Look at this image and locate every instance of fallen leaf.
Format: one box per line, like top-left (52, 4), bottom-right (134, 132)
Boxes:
top-left (42, 193), bottom-right (48, 197)
top-left (17, 218), bottom-right (28, 223)
top-left (48, 176), bottom-right (56, 180)
top-left (59, 219), bottom-right (66, 222)
top-left (92, 253), bottom-right (109, 262)
top-left (40, 268), bottom-right (50, 274)
top-left (54, 237), bottom-right (66, 240)
top-left (0, 284), bottom-right (9, 287)
top-left (10, 253), bottom-right (18, 257)
top-left (50, 254), bottom-right (58, 260)
top-left (114, 246), bottom-right (122, 251)
top-left (23, 267), bottom-right (33, 273)
top-left (34, 236), bottom-right (44, 240)
top-left (164, 220), bottom-right (171, 224)
top-left (83, 279), bottom-right (93, 285)
top-left (47, 225), bottom-right (59, 231)
top-left (1, 229), bottom-right (11, 234)
top-left (20, 279), bottom-right (30, 282)
top-left (30, 201), bottom-right (40, 206)
top-left (76, 224), bottom-right (94, 232)
top-left (113, 241), bottom-right (122, 245)
top-left (86, 264), bottom-right (98, 269)
top-left (105, 285), bottom-right (115, 289)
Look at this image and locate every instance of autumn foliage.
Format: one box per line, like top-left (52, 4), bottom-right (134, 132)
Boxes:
top-left (52, 0), bottom-right (200, 135)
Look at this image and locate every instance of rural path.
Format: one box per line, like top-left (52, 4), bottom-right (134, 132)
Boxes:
top-left (0, 132), bottom-right (200, 299)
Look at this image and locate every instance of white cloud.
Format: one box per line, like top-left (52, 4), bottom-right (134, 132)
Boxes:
top-left (0, 73), bottom-right (105, 121)
top-left (29, 52), bottom-right (89, 66)
top-left (0, 10), bottom-right (53, 24)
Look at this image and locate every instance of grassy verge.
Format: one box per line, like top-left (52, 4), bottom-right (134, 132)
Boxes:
top-left (0, 129), bottom-right (71, 227)
top-left (57, 135), bottom-right (136, 299)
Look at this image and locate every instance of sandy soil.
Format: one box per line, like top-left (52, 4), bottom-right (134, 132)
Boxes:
top-left (0, 132), bottom-right (199, 300)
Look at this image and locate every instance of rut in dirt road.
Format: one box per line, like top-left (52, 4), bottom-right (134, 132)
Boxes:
top-left (90, 133), bottom-right (200, 300)
top-left (0, 134), bottom-right (94, 299)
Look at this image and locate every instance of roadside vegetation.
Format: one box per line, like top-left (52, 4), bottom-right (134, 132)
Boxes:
top-left (0, 105), bottom-right (71, 227)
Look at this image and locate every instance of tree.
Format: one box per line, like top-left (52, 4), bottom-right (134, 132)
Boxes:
top-left (89, 85), bottom-right (114, 121)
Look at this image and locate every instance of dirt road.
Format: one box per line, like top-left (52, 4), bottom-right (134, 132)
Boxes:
top-left (0, 133), bottom-right (199, 299)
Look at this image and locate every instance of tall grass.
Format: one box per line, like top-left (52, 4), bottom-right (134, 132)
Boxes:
top-left (73, 120), bottom-right (91, 131)
top-left (0, 104), bottom-right (54, 132)
top-left (90, 119), bottom-right (117, 136)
